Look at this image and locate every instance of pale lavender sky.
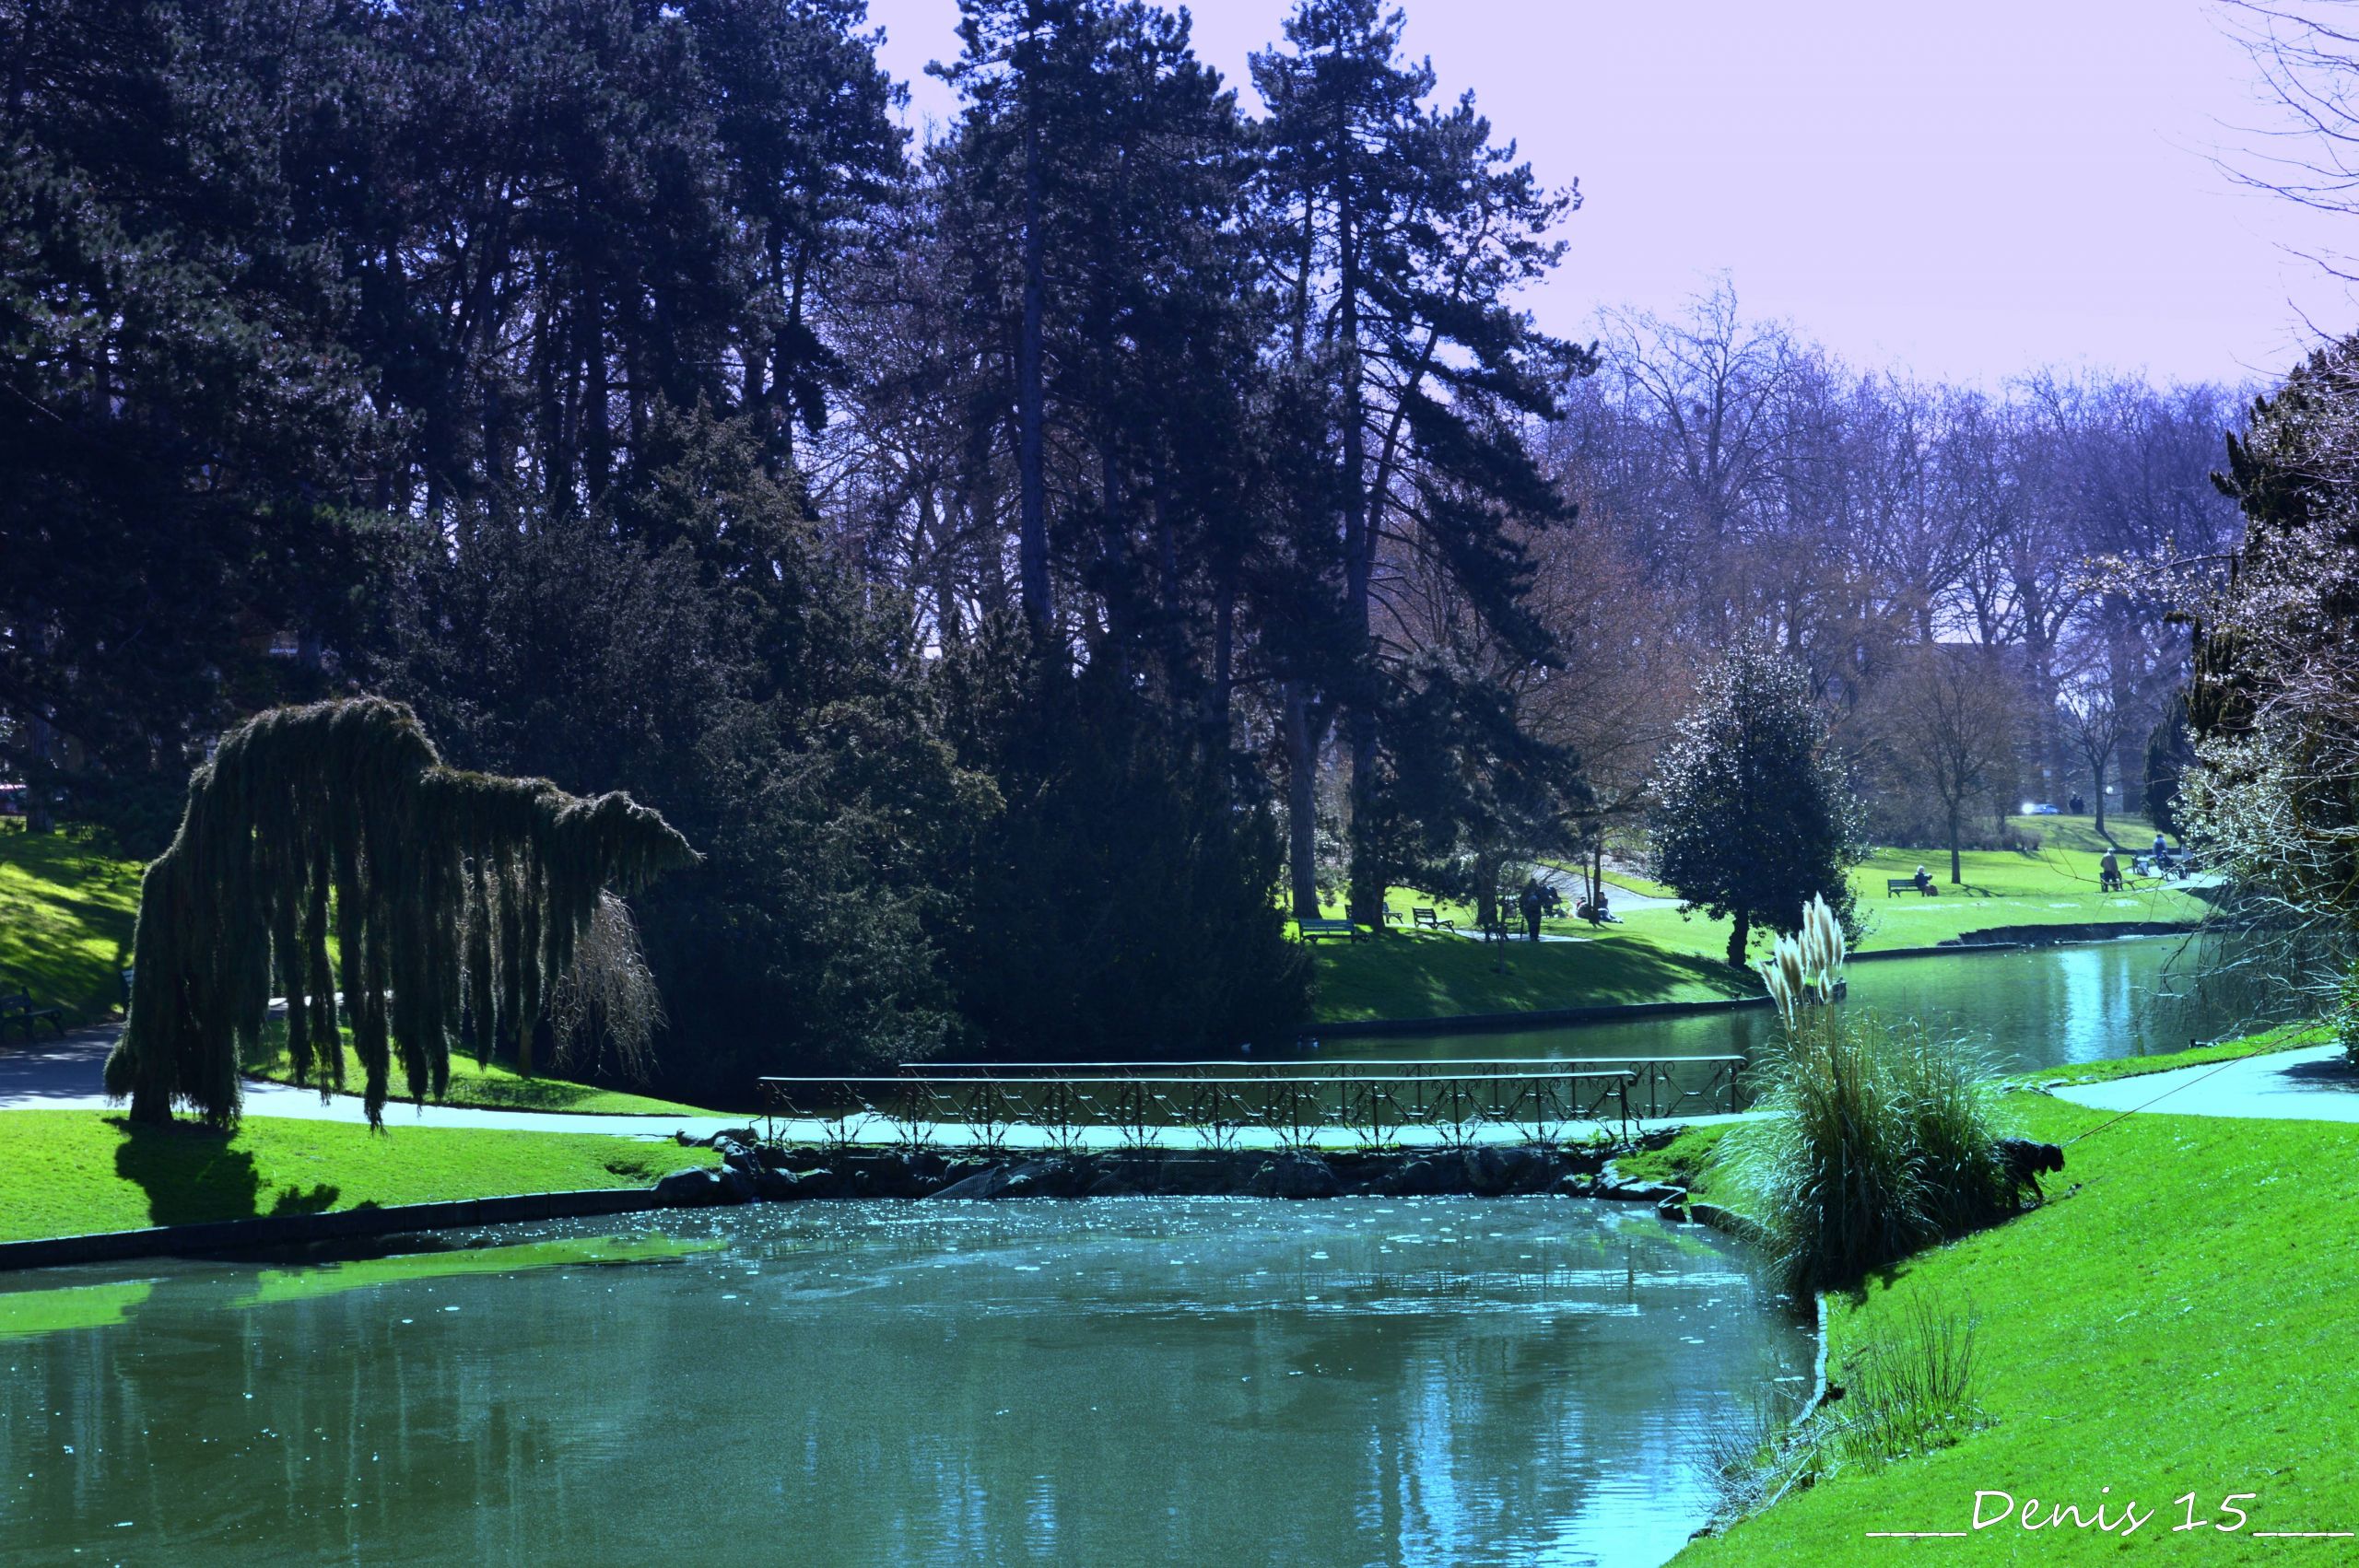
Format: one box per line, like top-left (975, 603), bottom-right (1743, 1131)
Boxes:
top-left (862, 0), bottom-right (2355, 389)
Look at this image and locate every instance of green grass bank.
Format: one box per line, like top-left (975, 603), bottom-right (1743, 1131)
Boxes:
top-left (0, 1110), bottom-right (718, 1245)
top-left (0, 825), bottom-right (139, 1024)
top-left (1660, 1024), bottom-right (2352, 1563)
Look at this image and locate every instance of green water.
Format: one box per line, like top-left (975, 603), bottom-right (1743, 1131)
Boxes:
top-left (1333, 936), bottom-right (2290, 1070)
top-left (0, 1201), bottom-right (1807, 1565)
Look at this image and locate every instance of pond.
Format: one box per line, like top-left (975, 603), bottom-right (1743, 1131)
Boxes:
top-left (0, 1199), bottom-right (1809, 1566)
top-left (1335, 934), bottom-right (2295, 1072)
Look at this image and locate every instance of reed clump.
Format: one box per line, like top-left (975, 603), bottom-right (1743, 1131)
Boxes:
top-left (1730, 895), bottom-right (2012, 1293)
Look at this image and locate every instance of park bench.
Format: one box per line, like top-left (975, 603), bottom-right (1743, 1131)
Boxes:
top-left (1297, 917), bottom-right (1361, 944)
top-left (1411, 907), bottom-right (1454, 932)
top-left (1, 982), bottom-right (65, 1042)
top-left (1886, 877), bottom-right (1936, 897)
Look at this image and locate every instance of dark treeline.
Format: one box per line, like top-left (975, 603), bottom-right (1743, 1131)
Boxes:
top-left (1, 0), bottom-right (1597, 1093)
top-left (0, 0), bottom-right (2248, 1091)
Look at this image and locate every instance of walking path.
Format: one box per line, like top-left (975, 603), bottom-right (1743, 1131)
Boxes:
top-left (2050, 1041), bottom-right (2359, 1124)
top-left (0, 1026), bottom-right (744, 1140)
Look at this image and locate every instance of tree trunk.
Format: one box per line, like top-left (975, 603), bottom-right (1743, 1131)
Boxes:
top-left (2091, 761), bottom-right (2107, 836)
top-left (1015, 32), bottom-right (1052, 637)
top-left (1282, 684), bottom-right (1322, 919)
top-left (1949, 807), bottom-right (1964, 884)
top-left (1336, 180), bottom-right (1382, 928)
top-left (1727, 909), bottom-right (1751, 969)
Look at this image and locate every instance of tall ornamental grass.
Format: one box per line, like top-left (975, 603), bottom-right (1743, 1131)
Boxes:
top-left (1730, 895), bottom-right (2012, 1293)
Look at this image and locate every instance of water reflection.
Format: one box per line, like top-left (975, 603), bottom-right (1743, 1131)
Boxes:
top-left (1348, 935), bottom-right (2293, 1070)
top-left (0, 1200), bottom-right (1807, 1566)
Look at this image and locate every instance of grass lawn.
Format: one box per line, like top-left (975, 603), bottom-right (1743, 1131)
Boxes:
top-left (0, 1109), bottom-right (717, 1243)
top-left (0, 824), bottom-right (141, 1024)
top-left (1309, 921), bottom-right (1756, 1023)
top-left (1305, 812), bottom-right (2212, 1024)
top-left (1675, 1093), bottom-right (2359, 1562)
top-left (241, 1022), bottom-right (723, 1117)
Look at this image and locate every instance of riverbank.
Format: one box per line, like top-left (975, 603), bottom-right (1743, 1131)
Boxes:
top-left (0, 1110), bottom-right (718, 1247)
top-left (1660, 1029), bottom-right (2354, 1563)
top-left (1311, 843), bottom-right (2210, 1024)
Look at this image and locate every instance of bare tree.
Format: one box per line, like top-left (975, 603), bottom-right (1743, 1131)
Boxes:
top-left (1874, 644), bottom-right (2023, 883)
top-left (2058, 685), bottom-right (2135, 836)
top-left (2218, 0), bottom-right (2359, 274)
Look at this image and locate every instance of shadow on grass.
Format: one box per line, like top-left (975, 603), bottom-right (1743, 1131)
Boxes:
top-left (110, 1119), bottom-right (340, 1229)
top-left (1313, 930), bottom-right (1757, 1023)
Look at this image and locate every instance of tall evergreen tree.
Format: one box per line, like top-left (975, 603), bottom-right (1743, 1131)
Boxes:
top-left (1651, 643), bottom-right (1864, 967)
top-left (1251, 0), bottom-right (1590, 923)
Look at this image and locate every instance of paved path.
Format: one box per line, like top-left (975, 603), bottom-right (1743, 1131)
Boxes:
top-left (2050, 1042), bottom-right (2359, 1124)
top-left (0, 1026), bottom-right (742, 1140)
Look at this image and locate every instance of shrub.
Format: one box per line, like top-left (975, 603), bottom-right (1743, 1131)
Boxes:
top-left (1728, 1009), bottom-right (2011, 1293)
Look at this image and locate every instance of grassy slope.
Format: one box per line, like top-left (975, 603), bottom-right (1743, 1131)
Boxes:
top-left (0, 1109), bottom-right (716, 1243)
top-left (0, 825), bottom-right (140, 1024)
top-left (241, 1024), bottom-right (722, 1117)
top-left (1677, 1094), bottom-right (2359, 1562)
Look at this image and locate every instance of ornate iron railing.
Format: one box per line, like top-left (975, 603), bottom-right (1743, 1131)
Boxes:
top-left (897, 1055), bottom-right (1749, 1121)
top-left (758, 1068), bottom-right (1644, 1154)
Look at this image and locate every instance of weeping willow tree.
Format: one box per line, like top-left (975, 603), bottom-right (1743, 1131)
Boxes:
top-left (104, 698), bottom-right (699, 1127)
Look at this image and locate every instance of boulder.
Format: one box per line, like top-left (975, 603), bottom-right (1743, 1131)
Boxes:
top-left (997, 1158), bottom-right (1086, 1199)
top-left (928, 1164), bottom-right (1015, 1201)
top-left (754, 1165), bottom-right (809, 1201)
top-left (715, 1165), bottom-right (759, 1205)
top-left (1464, 1144), bottom-right (1561, 1195)
top-left (654, 1167), bottom-right (724, 1208)
top-left (1379, 1155), bottom-right (1467, 1197)
top-left (1244, 1154), bottom-right (1341, 1199)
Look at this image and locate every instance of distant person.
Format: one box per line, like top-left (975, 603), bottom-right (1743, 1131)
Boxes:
top-left (2069, 792), bottom-right (2086, 814)
top-left (1519, 880), bottom-right (1543, 942)
top-left (2152, 832), bottom-right (2168, 858)
top-left (2098, 849), bottom-right (2121, 892)
top-left (1912, 863), bottom-right (1933, 894)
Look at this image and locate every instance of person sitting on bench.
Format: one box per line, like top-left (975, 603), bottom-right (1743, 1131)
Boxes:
top-left (1912, 864), bottom-right (1934, 894)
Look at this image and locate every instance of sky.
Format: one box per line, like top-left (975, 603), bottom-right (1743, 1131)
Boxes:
top-left (859, 0), bottom-right (2358, 390)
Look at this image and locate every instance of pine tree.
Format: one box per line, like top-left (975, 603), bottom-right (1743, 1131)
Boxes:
top-left (1251, 0), bottom-right (1590, 924)
top-left (105, 698), bottom-right (698, 1128)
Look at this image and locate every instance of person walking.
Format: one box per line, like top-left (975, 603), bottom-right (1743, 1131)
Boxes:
top-left (1519, 879), bottom-right (1543, 942)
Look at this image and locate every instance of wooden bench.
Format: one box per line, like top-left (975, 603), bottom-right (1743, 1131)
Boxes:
top-left (1297, 918), bottom-right (1361, 943)
top-left (1, 984), bottom-right (65, 1042)
top-left (1411, 907), bottom-right (1453, 931)
top-left (1886, 877), bottom-right (1936, 897)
